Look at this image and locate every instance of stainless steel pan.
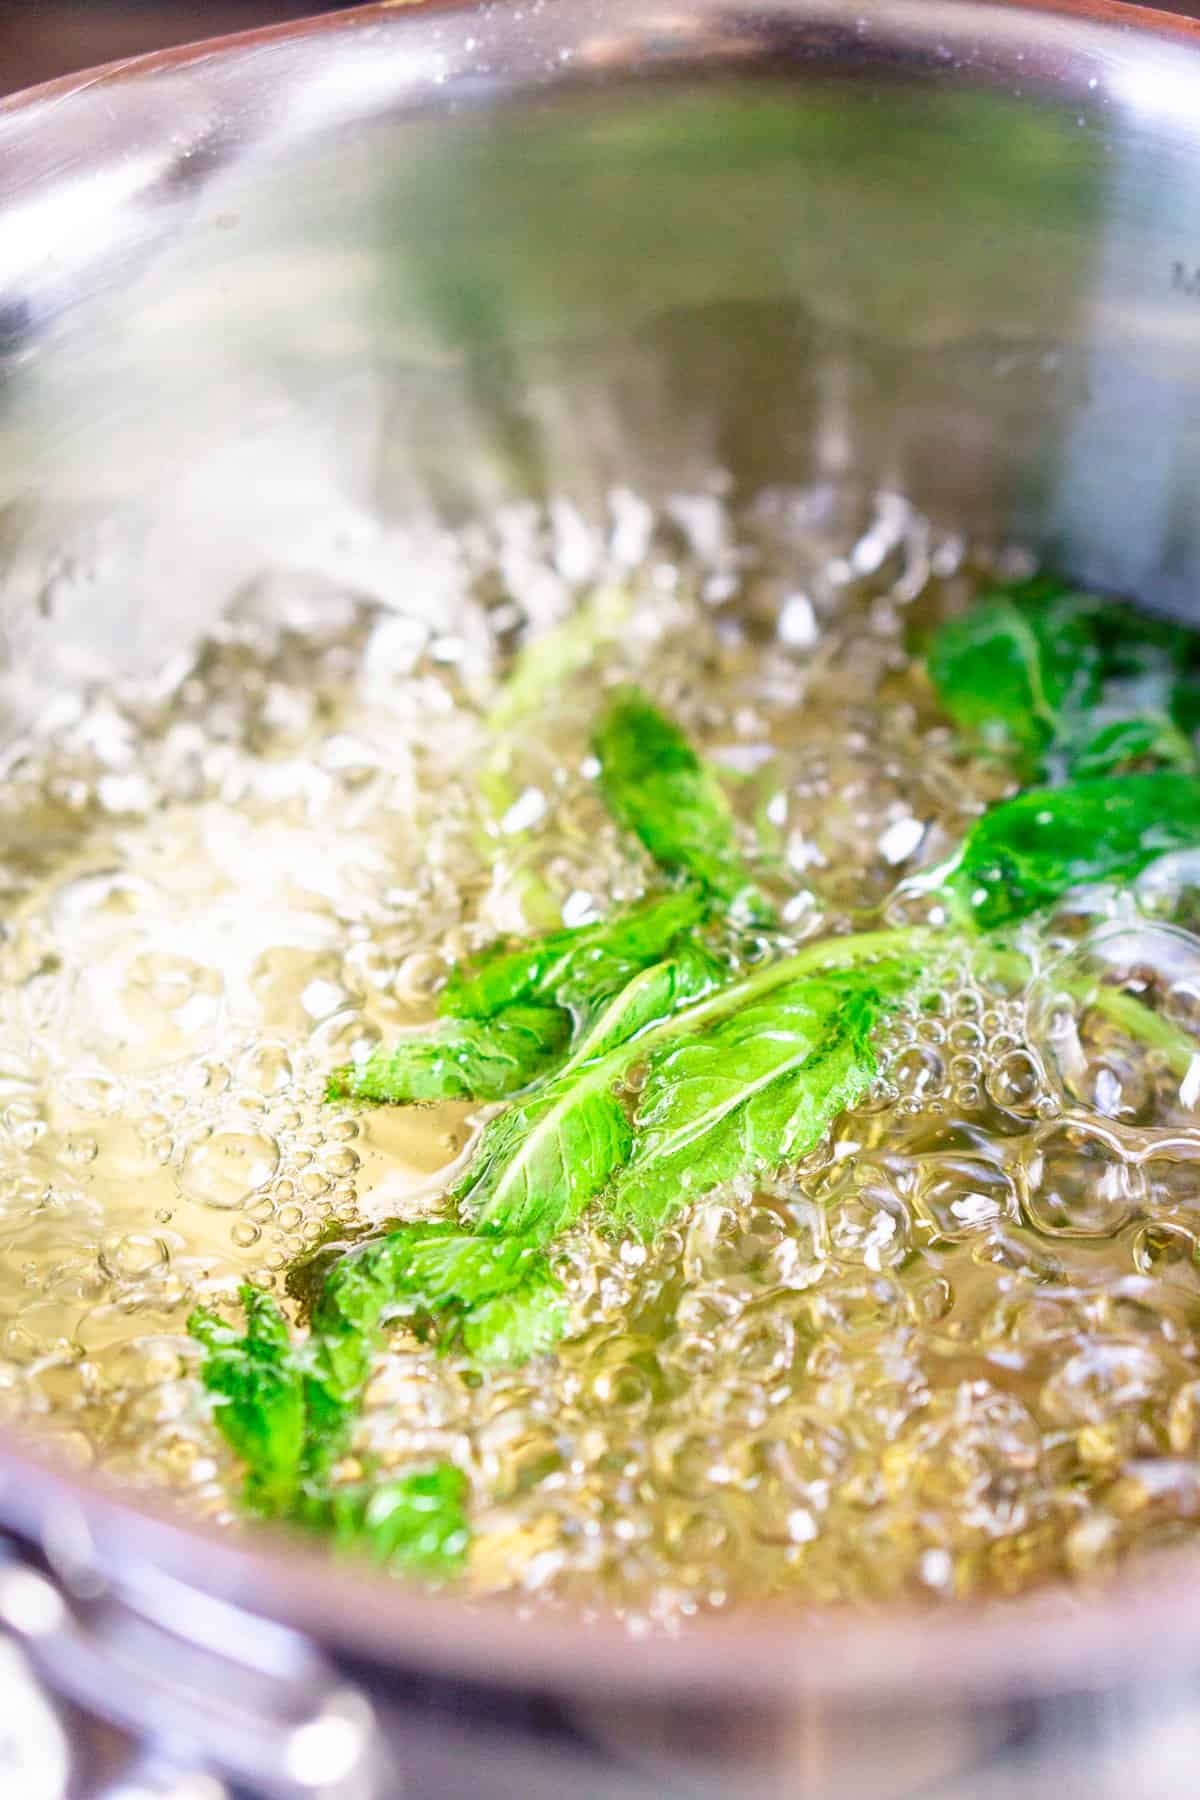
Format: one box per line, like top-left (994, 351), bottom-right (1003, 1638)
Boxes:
top-left (3, 3), bottom-right (1200, 1794)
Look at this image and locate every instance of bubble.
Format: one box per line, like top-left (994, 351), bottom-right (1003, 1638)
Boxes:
top-left (1135, 849), bottom-right (1200, 932)
top-left (477, 1406), bottom-right (562, 1501)
top-left (972, 1229), bottom-right (1062, 1284)
top-left (882, 1384), bottom-right (1041, 1532)
top-left (324, 1147), bottom-right (360, 1177)
top-left (720, 1311), bottom-right (797, 1381)
top-left (805, 1276), bottom-right (905, 1337)
top-left (250, 948), bottom-right (352, 1033)
top-left (915, 1157), bottom-right (1017, 1241)
top-left (985, 1049), bottom-right (1044, 1115)
top-left (394, 952), bottom-right (446, 1004)
top-left (49, 869), bottom-right (162, 942)
top-left (903, 1276), bottom-right (951, 1327)
top-left (889, 1044), bottom-right (945, 1101)
top-left (653, 1427), bottom-right (755, 1498)
top-left (682, 1200), bottom-right (786, 1282)
top-left (59, 1070), bottom-right (122, 1115)
top-left (1168, 1380), bottom-right (1200, 1455)
top-left (127, 951), bottom-right (222, 1023)
top-left (1041, 1344), bottom-right (1168, 1426)
top-left (240, 1042), bottom-right (292, 1096)
top-left (1019, 1122), bottom-right (1145, 1239)
top-left (98, 1234), bottom-right (170, 1281)
top-left (179, 1130), bottom-right (279, 1210)
top-left (102, 1335), bottom-right (188, 1392)
top-left (1132, 1222), bottom-right (1198, 1278)
top-left (589, 1362), bottom-right (655, 1418)
top-left (309, 1011), bottom-right (381, 1064)
top-left (674, 1283), bottom-right (745, 1337)
top-left (664, 1505), bottom-right (730, 1562)
top-left (1029, 925), bottom-right (1200, 1129)
top-left (1063, 1511), bottom-right (1121, 1577)
top-left (828, 1185), bottom-right (910, 1270)
top-left (1107, 1459), bottom-right (1200, 1525)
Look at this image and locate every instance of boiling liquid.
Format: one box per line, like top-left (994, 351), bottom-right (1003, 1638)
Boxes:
top-left (3, 490), bottom-right (1200, 1625)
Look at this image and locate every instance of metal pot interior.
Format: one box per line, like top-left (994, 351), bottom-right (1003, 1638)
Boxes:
top-left (2, 0), bottom-right (1200, 1705)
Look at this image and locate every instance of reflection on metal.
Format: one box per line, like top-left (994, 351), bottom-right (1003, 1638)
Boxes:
top-left (96, 1755), bottom-right (229, 1800)
top-left (0, 1637), bottom-right (71, 1800)
top-left (0, 1538), bottom-right (388, 1798)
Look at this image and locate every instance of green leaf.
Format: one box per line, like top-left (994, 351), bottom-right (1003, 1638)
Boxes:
top-left (947, 771), bottom-right (1200, 927)
top-left (318, 1226), bottom-right (544, 1333)
top-left (200, 926), bottom-right (926, 1556)
top-left (460, 1266), bottom-right (569, 1367)
top-left (926, 576), bottom-right (1200, 782)
top-left (457, 1071), bottom-right (632, 1244)
top-left (926, 578), bottom-right (1101, 775)
top-left (485, 586), bottom-right (630, 740)
top-left (337, 891), bottom-right (713, 1114)
top-left (317, 1465), bottom-right (470, 1579)
top-left (188, 1288), bottom-right (307, 1512)
top-left (556, 940), bottom-right (726, 1063)
top-left (440, 888), bottom-right (707, 1024)
top-left (187, 1286), bottom-right (349, 1514)
top-left (458, 944), bottom-right (723, 1242)
top-left (189, 1288), bottom-right (472, 1579)
top-left (462, 943), bottom-right (914, 1246)
top-left (476, 587), bottom-right (632, 930)
top-left (313, 1223), bottom-right (565, 1371)
top-left (607, 975), bottom-right (896, 1238)
top-left (326, 1004), bottom-right (568, 1105)
top-left (1070, 715), bottom-right (1195, 780)
top-left (593, 690), bottom-right (774, 921)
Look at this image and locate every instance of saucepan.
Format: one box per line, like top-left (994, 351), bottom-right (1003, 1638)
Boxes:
top-left (3, 2), bottom-right (1200, 1794)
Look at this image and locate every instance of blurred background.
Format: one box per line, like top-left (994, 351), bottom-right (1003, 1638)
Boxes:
top-left (1, 0), bottom-right (1199, 96)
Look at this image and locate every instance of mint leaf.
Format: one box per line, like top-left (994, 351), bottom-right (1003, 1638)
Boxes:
top-left (549, 940), bottom-right (726, 1064)
top-left (1070, 715), bottom-right (1195, 780)
top-left (327, 1004), bottom-right (568, 1105)
top-left (477, 588), bottom-right (633, 930)
top-left (457, 1070), bottom-right (632, 1243)
top-left (189, 1286), bottom-right (471, 1577)
top-left (593, 690), bottom-right (773, 920)
top-left (284, 1465), bottom-right (469, 1579)
top-left (926, 576), bottom-right (1200, 782)
top-left (330, 1466), bottom-right (469, 1578)
top-left (926, 577), bottom-right (1101, 775)
top-left (312, 1223), bottom-right (565, 1371)
top-left (948, 771), bottom-right (1200, 927)
top-left (460, 1266), bottom-right (569, 1367)
top-left (440, 888), bottom-right (707, 1024)
top-left (608, 974), bottom-right (900, 1238)
top-left (188, 1288), bottom-right (312, 1514)
top-left (187, 1285), bottom-right (355, 1512)
top-left (187, 1284), bottom-right (362, 1512)
top-left (458, 945), bottom-right (723, 1242)
top-left (486, 586), bottom-right (630, 740)
top-left (460, 942), bottom-right (915, 1245)
top-left (317, 1226), bottom-right (545, 1335)
top-left (335, 891), bottom-right (711, 1110)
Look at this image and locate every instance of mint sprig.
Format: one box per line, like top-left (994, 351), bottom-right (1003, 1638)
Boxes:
top-left (195, 609), bottom-right (1200, 1580)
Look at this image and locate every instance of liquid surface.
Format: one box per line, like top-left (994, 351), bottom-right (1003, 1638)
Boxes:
top-left (4, 487), bottom-right (1200, 1625)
